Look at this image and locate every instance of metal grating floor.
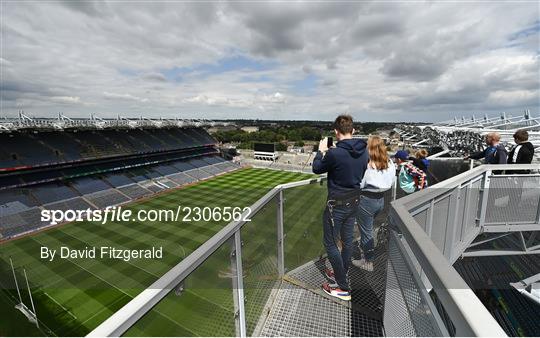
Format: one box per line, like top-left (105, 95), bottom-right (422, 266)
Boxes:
top-left (260, 281), bottom-right (384, 337)
top-left (260, 244), bottom-right (387, 336)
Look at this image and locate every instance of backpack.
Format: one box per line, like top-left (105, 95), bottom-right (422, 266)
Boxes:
top-left (399, 162), bottom-right (427, 194)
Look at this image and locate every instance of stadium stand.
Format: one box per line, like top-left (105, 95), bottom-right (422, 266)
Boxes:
top-left (184, 168), bottom-right (213, 180)
top-left (0, 126), bottom-right (242, 240)
top-left (102, 173), bottom-right (136, 187)
top-left (117, 184), bottom-right (153, 199)
top-left (0, 127), bottom-right (218, 171)
top-left (168, 172), bottom-right (197, 186)
top-left (70, 177), bottom-right (111, 195)
top-left (44, 197), bottom-right (95, 213)
top-left (31, 182), bottom-right (79, 204)
top-left (86, 189), bottom-right (130, 209)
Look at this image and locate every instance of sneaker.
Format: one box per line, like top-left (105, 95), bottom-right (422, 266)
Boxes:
top-left (324, 268), bottom-right (336, 283)
top-left (352, 258), bottom-right (374, 271)
top-left (322, 282), bottom-right (351, 301)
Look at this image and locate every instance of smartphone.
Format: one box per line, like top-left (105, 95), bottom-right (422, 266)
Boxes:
top-left (327, 137), bottom-right (333, 148)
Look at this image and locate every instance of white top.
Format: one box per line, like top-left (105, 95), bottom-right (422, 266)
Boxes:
top-left (360, 159), bottom-right (396, 192)
top-left (512, 145), bottom-right (522, 163)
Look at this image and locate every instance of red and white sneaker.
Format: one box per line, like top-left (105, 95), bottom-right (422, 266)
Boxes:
top-left (324, 268), bottom-right (336, 283)
top-left (322, 282), bottom-right (351, 301)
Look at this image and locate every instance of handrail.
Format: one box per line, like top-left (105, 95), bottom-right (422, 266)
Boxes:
top-left (88, 164), bottom-right (538, 337)
top-left (390, 204), bottom-right (506, 336)
top-left (399, 163), bottom-right (539, 209)
top-left (389, 163), bottom-right (539, 336)
top-left (88, 176), bottom-right (323, 337)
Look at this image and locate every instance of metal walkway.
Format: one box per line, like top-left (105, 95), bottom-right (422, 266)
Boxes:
top-left (259, 244), bottom-right (387, 336)
top-left (89, 165), bottom-right (539, 337)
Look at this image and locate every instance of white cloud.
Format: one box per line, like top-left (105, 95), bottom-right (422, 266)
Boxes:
top-left (1, 2), bottom-right (538, 121)
top-left (50, 96), bottom-right (81, 104)
top-left (260, 92), bottom-right (286, 104)
top-left (103, 91), bottom-right (148, 103)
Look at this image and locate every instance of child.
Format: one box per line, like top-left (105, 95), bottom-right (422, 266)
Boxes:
top-left (395, 150), bottom-right (427, 194)
top-left (412, 149), bottom-right (429, 173)
top-left (352, 136), bottom-right (396, 271)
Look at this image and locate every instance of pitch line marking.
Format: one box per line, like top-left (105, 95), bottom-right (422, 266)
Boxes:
top-left (43, 291), bottom-right (78, 320)
top-left (32, 236), bottom-right (199, 335)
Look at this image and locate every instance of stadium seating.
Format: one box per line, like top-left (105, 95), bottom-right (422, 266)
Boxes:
top-left (184, 168), bottom-right (212, 180)
top-left (31, 182), bottom-right (79, 204)
top-left (0, 126), bottom-right (244, 240)
top-left (70, 177), bottom-right (111, 195)
top-left (155, 178), bottom-right (178, 189)
top-left (102, 173), bottom-right (136, 187)
top-left (86, 189), bottom-right (130, 209)
top-left (0, 127), bottom-right (219, 170)
top-left (117, 184), bottom-right (153, 199)
top-left (168, 172), bottom-right (197, 185)
top-left (44, 197), bottom-right (95, 213)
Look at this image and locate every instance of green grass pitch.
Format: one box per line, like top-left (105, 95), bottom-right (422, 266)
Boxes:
top-left (0, 168), bottom-right (328, 337)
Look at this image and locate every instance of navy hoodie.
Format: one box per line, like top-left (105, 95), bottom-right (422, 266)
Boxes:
top-left (312, 138), bottom-right (369, 199)
top-left (470, 144), bottom-right (508, 164)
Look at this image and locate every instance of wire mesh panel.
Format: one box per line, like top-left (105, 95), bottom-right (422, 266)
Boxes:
top-left (412, 208), bottom-right (429, 232)
top-left (122, 240), bottom-right (236, 337)
top-left (485, 175), bottom-right (540, 225)
top-left (282, 183), bottom-right (327, 272)
top-left (455, 179), bottom-right (482, 244)
top-left (383, 231), bottom-right (445, 337)
top-left (240, 195), bottom-right (280, 335)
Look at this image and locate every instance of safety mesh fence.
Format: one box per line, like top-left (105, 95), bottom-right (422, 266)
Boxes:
top-left (485, 175), bottom-right (540, 224)
top-left (383, 231), bottom-right (445, 337)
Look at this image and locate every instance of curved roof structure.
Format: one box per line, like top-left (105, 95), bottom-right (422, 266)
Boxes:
top-left (396, 110), bottom-right (540, 161)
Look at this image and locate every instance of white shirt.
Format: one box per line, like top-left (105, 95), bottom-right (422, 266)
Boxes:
top-left (512, 145), bottom-right (522, 163)
top-left (360, 159), bottom-right (396, 192)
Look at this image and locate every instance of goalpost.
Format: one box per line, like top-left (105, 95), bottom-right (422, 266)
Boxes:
top-left (10, 258), bottom-right (39, 328)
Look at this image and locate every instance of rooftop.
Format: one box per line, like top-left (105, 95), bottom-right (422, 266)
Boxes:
top-left (87, 163), bottom-right (539, 337)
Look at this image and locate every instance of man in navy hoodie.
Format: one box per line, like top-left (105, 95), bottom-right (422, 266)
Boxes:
top-left (313, 114), bottom-right (368, 301)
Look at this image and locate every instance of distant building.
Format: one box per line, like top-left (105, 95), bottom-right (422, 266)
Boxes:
top-left (208, 125), bottom-right (237, 133)
top-left (241, 126), bottom-right (259, 133)
top-left (288, 146), bottom-right (303, 153)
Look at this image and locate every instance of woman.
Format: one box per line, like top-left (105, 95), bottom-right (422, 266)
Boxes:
top-left (353, 136), bottom-right (395, 271)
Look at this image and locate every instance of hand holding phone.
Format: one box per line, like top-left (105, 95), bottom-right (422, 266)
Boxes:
top-left (319, 137), bottom-right (329, 153)
top-left (327, 137), bottom-right (333, 149)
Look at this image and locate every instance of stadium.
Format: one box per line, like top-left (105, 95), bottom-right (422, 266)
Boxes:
top-left (0, 115), bottom-right (318, 336)
top-left (0, 111), bottom-right (539, 337)
top-left (2, 1), bottom-right (540, 337)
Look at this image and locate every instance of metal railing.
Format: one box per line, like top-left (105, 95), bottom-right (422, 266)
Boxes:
top-left (386, 163), bottom-right (539, 336)
top-left (88, 164), bottom-right (539, 337)
top-left (88, 176), bottom-right (325, 337)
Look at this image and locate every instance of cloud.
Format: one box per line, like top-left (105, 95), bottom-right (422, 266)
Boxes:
top-left (326, 59), bottom-right (338, 70)
top-left (1, 1), bottom-right (538, 121)
top-left (103, 92), bottom-right (148, 103)
top-left (141, 72), bottom-right (167, 82)
top-left (302, 65), bottom-right (312, 74)
top-left (260, 92), bottom-right (286, 104)
top-left (380, 52), bottom-right (448, 81)
top-left (50, 96), bottom-right (81, 104)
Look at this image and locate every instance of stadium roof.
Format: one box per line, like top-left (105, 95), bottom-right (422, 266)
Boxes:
top-left (0, 111), bottom-right (232, 132)
top-left (396, 110), bottom-right (540, 161)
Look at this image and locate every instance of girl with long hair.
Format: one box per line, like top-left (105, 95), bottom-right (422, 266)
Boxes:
top-left (353, 136), bottom-right (395, 271)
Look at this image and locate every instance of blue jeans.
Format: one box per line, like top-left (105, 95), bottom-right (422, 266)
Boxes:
top-left (356, 195), bottom-right (384, 261)
top-left (323, 202), bottom-right (357, 291)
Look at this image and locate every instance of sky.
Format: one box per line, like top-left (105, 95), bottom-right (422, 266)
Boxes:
top-left (1, 1), bottom-right (539, 122)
